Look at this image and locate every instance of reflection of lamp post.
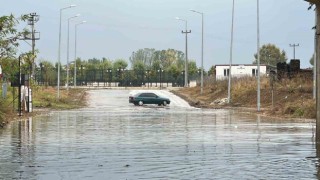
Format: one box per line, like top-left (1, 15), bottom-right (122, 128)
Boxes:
top-left (67, 14), bottom-right (80, 90)
top-left (146, 70), bottom-right (151, 88)
top-left (57, 4), bottom-right (76, 98)
top-left (18, 54), bottom-right (23, 116)
top-left (158, 68), bottom-right (164, 89)
top-left (107, 68), bottom-right (112, 87)
top-left (74, 20), bottom-right (86, 88)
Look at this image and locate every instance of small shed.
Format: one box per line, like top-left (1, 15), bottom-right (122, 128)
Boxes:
top-left (215, 64), bottom-right (275, 80)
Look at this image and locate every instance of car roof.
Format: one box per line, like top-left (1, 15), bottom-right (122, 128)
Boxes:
top-left (136, 92), bottom-right (156, 96)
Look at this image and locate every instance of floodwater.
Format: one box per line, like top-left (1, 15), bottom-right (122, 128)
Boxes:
top-left (0, 89), bottom-right (318, 179)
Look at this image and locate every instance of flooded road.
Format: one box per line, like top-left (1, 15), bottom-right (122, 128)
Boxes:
top-left (0, 89), bottom-right (318, 179)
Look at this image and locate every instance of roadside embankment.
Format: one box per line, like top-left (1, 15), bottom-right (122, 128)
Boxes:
top-left (171, 76), bottom-right (316, 119)
top-left (0, 86), bottom-right (88, 128)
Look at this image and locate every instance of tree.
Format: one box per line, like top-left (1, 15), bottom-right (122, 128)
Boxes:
top-left (208, 65), bottom-right (216, 77)
top-left (38, 60), bottom-right (56, 86)
top-left (188, 60), bottom-right (198, 76)
top-left (0, 14), bottom-right (29, 59)
top-left (310, 54), bottom-right (315, 66)
top-left (130, 48), bottom-right (186, 72)
top-left (253, 44), bottom-right (287, 66)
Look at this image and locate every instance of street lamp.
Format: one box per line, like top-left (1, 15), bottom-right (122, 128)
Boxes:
top-left (145, 70), bottom-right (151, 88)
top-left (67, 14), bottom-right (80, 90)
top-left (257, 0), bottom-right (261, 112)
top-left (228, 0), bottom-right (235, 104)
top-left (57, 4), bottom-right (76, 98)
top-left (40, 62), bottom-right (43, 85)
top-left (74, 20), bottom-right (86, 88)
top-left (107, 68), bottom-right (112, 87)
top-left (190, 9), bottom-right (204, 94)
top-left (176, 17), bottom-right (191, 87)
top-left (157, 68), bottom-right (164, 89)
top-left (181, 70), bottom-right (185, 87)
top-left (117, 68), bottom-right (124, 87)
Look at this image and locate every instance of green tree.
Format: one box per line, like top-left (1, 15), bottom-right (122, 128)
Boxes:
top-left (113, 59), bottom-right (128, 70)
top-left (310, 54), bottom-right (315, 66)
top-left (0, 14), bottom-right (29, 80)
top-left (208, 65), bottom-right (216, 77)
top-left (188, 60), bottom-right (198, 76)
top-left (130, 48), bottom-right (155, 69)
top-left (130, 48), bottom-right (185, 72)
top-left (38, 60), bottom-right (56, 86)
top-left (167, 64), bottom-right (180, 81)
top-left (253, 44), bottom-right (287, 66)
top-left (0, 14), bottom-right (27, 59)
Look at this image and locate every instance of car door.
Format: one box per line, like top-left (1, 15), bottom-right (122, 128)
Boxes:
top-left (145, 93), bottom-right (155, 104)
top-left (149, 93), bottom-right (159, 104)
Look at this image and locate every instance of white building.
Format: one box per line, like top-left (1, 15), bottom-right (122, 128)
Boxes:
top-left (215, 64), bottom-right (275, 80)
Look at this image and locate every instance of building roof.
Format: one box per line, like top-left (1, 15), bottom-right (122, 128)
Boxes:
top-left (215, 64), bottom-right (275, 67)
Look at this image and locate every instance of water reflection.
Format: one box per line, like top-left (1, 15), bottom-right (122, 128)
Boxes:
top-left (0, 90), bottom-right (318, 179)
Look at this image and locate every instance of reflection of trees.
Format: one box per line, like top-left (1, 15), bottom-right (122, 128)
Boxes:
top-left (6, 118), bottom-right (35, 179)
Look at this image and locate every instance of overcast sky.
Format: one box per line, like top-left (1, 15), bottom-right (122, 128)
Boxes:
top-left (1, 0), bottom-right (315, 69)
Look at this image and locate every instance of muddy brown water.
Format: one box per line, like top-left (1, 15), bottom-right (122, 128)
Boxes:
top-left (0, 90), bottom-right (318, 179)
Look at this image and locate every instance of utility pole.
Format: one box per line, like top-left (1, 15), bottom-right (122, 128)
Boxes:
top-left (314, 10), bottom-right (317, 100)
top-left (176, 17), bottom-right (191, 87)
top-left (182, 29), bottom-right (191, 87)
top-left (27, 13), bottom-right (40, 78)
top-left (26, 13), bottom-right (40, 113)
top-left (316, 6), bottom-right (320, 144)
top-left (257, 0), bottom-right (261, 112)
top-left (289, 43), bottom-right (299, 59)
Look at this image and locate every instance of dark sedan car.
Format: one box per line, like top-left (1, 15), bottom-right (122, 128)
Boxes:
top-left (129, 92), bottom-right (170, 106)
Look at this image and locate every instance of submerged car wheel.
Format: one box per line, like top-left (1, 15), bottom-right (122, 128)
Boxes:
top-left (163, 101), bottom-right (167, 106)
top-left (138, 101), bottom-right (144, 106)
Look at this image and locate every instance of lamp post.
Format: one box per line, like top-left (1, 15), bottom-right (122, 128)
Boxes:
top-left (257, 0), bottom-right (261, 112)
top-left (57, 4), bottom-right (76, 98)
top-left (176, 17), bottom-right (191, 87)
top-left (146, 70), bottom-right (151, 88)
top-left (67, 14), bottom-right (80, 90)
top-left (228, 0), bottom-right (235, 104)
top-left (40, 62), bottom-right (43, 85)
top-left (158, 68), bottom-right (164, 89)
top-left (181, 70), bottom-right (185, 87)
top-left (117, 68), bottom-right (124, 87)
top-left (107, 68), bottom-right (112, 87)
top-left (74, 21), bottom-right (86, 88)
top-left (190, 9), bottom-right (204, 94)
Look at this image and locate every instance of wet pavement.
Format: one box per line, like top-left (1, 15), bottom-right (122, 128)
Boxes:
top-left (0, 89), bottom-right (318, 179)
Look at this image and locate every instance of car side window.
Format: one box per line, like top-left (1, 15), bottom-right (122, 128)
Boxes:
top-left (151, 93), bottom-right (157, 98)
top-left (138, 93), bottom-right (157, 98)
